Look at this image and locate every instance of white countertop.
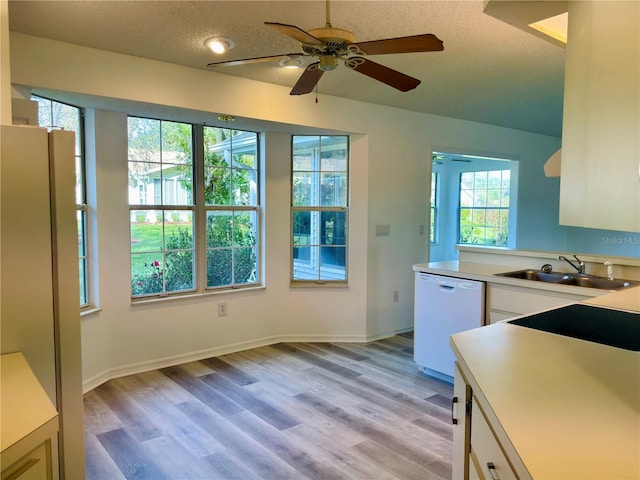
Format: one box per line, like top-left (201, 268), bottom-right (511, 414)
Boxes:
top-left (452, 319), bottom-right (639, 479)
top-left (1, 352), bottom-right (58, 454)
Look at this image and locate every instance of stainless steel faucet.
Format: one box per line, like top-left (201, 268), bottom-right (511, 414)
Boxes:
top-left (558, 253), bottom-right (585, 274)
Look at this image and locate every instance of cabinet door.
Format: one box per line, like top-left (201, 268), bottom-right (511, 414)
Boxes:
top-left (470, 403), bottom-right (517, 480)
top-left (452, 363), bottom-right (472, 480)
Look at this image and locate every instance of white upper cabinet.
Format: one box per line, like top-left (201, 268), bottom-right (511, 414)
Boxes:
top-left (560, 1), bottom-right (639, 232)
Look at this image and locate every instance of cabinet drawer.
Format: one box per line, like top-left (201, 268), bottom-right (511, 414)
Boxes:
top-left (489, 284), bottom-right (581, 316)
top-left (470, 405), bottom-right (516, 480)
top-left (1, 442), bottom-right (51, 480)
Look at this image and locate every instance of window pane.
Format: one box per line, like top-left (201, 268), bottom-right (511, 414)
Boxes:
top-left (207, 248), bottom-right (232, 287)
top-left (501, 189), bottom-right (510, 208)
top-left (162, 169), bottom-right (192, 205)
top-left (234, 211), bottom-right (258, 247)
top-left (321, 136), bottom-right (347, 168)
top-left (488, 170), bottom-right (502, 189)
top-left (77, 210), bottom-right (86, 257)
top-left (320, 211), bottom-right (346, 246)
top-left (234, 247), bottom-right (257, 284)
top-left (79, 258), bottom-right (87, 305)
top-left (205, 166), bottom-right (231, 205)
top-left (162, 121), bottom-right (192, 164)
top-left (130, 210), bottom-right (163, 251)
top-left (474, 172), bottom-right (488, 189)
top-left (293, 172), bottom-right (312, 206)
top-left (320, 247), bottom-right (346, 280)
top-left (165, 249), bottom-right (194, 292)
top-left (320, 172), bottom-right (347, 207)
top-left (207, 211), bottom-right (233, 248)
top-left (232, 130), bottom-right (258, 168)
top-left (131, 253), bottom-right (165, 295)
top-left (473, 190), bottom-right (487, 207)
top-left (128, 118), bottom-right (161, 162)
top-left (293, 211), bottom-right (311, 245)
top-left (460, 172), bottom-right (474, 189)
top-left (231, 168), bottom-right (254, 206)
top-left (35, 97), bottom-right (52, 127)
top-left (293, 246), bottom-right (316, 280)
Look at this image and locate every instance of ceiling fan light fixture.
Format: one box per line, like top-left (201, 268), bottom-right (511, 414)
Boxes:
top-left (319, 55), bottom-right (338, 71)
top-left (205, 37), bottom-right (235, 54)
top-left (278, 56), bottom-right (305, 69)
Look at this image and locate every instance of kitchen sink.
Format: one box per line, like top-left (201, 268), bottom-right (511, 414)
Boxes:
top-left (497, 269), bottom-right (571, 282)
top-left (508, 303), bottom-right (640, 351)
top-left (495, 269), bottom-right (638, 291)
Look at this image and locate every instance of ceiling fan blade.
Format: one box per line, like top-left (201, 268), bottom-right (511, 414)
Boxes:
top-left (265, 22), bottom-right (325, 46)
top-left (352, 34), bottom-right (444, 55)
top-left (207, 53), bottom-right (303, 67)
top-left (346, 57), bottom-right (420, 92)
top-left (290, 63), bottom-right (324, 96)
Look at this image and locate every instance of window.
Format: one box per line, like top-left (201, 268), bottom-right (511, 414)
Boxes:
top-left (459, 170), bottom-right (510, 246)
top-left (33, 96), bottom-right (90, 307)
top-left (430, 172), bottom-right (438, 243)
top-left (292, 135), bottom-right (348, 283)
top-left (128, 117), bottom-right (259, 297)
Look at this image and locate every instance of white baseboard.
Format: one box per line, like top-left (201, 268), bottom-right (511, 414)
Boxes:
top-left (82, 330), bottom-right (408, 393)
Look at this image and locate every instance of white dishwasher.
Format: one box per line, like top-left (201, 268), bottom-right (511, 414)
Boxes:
top-left (414, 272), bottom-right (485, 380)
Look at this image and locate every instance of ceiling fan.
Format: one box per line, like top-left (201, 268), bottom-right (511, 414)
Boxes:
top-left (206, 0), bottom-right (444, 96)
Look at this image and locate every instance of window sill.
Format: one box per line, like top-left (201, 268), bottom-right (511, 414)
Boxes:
top-left (80, 306), bottom-right (102, 317)
top-left (289, 282), bottom-right (349, 288)
top-left (130, 285), bottom-right (266, 306)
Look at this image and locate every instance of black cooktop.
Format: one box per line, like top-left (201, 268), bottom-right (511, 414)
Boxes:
top-left (508, 303), bottom-right (640, 351)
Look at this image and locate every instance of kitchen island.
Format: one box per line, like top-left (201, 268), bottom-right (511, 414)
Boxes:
top-left (450, 288), bottom-right (640, 479)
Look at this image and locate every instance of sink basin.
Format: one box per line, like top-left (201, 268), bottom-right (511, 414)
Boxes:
top-left (495, 269), bottom-right (638, 290)
top-left (508, 303), bottom-right (640, 351)
top-left (496, 269), bottom-right (571, 282)
top-left (561, 276), bottom-right (637, 290)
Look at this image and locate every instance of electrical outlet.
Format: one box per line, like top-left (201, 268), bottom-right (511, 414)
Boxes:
top-left (218, 302), bottom-right (228, 317)
top-left (393, 290), bottom-right (399, 303)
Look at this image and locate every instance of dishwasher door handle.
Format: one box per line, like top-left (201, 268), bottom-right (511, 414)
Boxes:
top-left (439, 284), bottom-right (456, 291)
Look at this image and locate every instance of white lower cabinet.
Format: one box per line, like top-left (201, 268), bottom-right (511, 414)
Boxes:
top-left (469, 404), bottom-right (517, 480)
top-left (1, 443), bottom-right (52, 480)
top-left (453, 361), bottom-right (520, 480)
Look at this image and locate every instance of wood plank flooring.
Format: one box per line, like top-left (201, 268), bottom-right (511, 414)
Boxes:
top-left (84, 334), bottom-right (454, 480)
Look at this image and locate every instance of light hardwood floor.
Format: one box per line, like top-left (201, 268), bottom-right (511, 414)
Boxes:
top-left (84, 335), bottom-right (454, 480)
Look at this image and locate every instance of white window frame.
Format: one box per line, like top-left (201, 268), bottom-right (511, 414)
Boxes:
top-left (291, 135), bottom-right (349, 284)
top-left (33, 95), bottom-right (91, 308)
top-left (128, 117), bottom-right (261, 299)
top-left (458, 169), bottom-right (510, 247)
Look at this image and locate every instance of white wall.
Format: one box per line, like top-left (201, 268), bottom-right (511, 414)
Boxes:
top-left (10, 33), bottom-right (569, 389)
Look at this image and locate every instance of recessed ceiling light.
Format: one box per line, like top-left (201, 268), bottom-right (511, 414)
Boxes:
top-left (205, 37), bottom-right (235, 54)
top-left (278, 56), bottom-right (305, 69)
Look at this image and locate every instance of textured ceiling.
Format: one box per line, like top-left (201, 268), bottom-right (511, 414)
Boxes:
top-left (8, 0), bottom-right (566, 136)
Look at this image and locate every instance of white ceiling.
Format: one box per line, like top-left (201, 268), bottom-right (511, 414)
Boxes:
top-left (8, 0), bottom-right (566, 137)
